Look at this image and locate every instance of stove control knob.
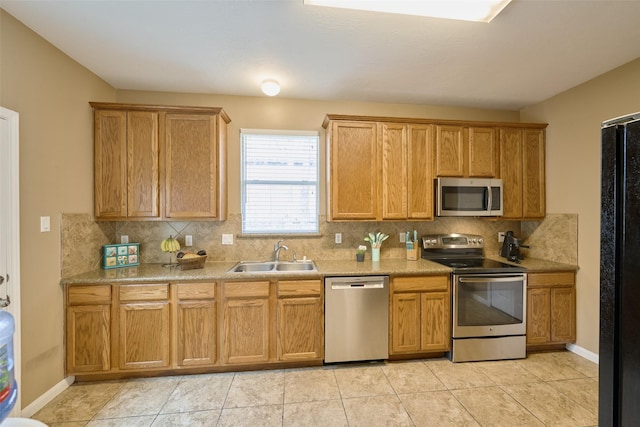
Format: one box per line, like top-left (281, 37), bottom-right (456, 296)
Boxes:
top-left (478, 238), bottom-right (484, 245)
top-left (470, 238), bottom-right (477, 244)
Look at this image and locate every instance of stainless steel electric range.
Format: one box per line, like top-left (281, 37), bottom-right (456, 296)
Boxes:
top-left (422, 233), bottom-right (527, 362)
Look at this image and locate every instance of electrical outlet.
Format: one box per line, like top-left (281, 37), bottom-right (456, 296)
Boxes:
top-left (335, 233), bottom-right (342, 244)
top-left (120, 235), bottom-right (129, 244)
top-left (222, 234), bottom-right (234, 245)
top-left (498, 232), bottom-right (505, 242)
top-left (40, 216), bottom-right (50, 233)
top-left (399, 233), bottom-right (406, 243)
top-left (185, 235), bottom-right (193, 246)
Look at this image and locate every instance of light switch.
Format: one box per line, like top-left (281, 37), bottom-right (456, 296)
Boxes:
top-left (121, 235), bottom-right (129, 244)
top-left (185, 235), bottom-right (193, 246)
top-left (40, 216), bottom-right (50, 233)
top-left (335, 233), bottom-right (342, 244)
top-left (222, 234), bottom-right (234, 245)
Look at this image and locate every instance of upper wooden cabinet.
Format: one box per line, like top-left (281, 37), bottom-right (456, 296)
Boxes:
top-left (499, 128), bottom-right (545, 219)
top-left (325, 116), bottom-right (434, 221)
top-left (327, 120), bottom-right (379, 220)
top-left (94, 110), bottom-right (159, 219)
top-left (435, 125), bottom-right (497, 178)
top-left (91, 102), bottom-right (230, 221)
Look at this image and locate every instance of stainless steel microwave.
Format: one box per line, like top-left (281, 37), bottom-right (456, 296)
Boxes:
top-left (436, 177), bottom-right (503, 217)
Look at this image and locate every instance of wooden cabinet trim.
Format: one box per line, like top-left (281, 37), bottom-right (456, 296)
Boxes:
top-left (323, 114), bottom-right (548, 130)
top-left (119, 284), bottom-right (169, 302)
top-left (393, 275), bottom-right (449, 292)
top-left (527, 272), bottom-right (575, 287)
top-left (223, 281), bottom-right (270, 298)
top-left (277, 280), bottom-right (322, 297)
top-left (177, 282), bottom-right (216, 299)
top-left (68, 285), bottom-right (111, 305)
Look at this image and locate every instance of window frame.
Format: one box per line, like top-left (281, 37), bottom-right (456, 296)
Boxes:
top-left (240, 128), bottom-right (320, 236)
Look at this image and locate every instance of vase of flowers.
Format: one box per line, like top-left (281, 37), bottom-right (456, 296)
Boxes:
top-left (364, 232), bottom-right (388, 262)
top-left (356, 245), bottom-right (366, 262)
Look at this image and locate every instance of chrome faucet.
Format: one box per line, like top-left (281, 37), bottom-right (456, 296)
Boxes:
top-left (273, 240), bottom-right (288, 262)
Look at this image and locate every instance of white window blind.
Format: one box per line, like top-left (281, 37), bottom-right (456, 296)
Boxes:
top-left (241, 129), bottom-right (319, 234)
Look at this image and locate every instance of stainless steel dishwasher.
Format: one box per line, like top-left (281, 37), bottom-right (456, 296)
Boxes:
top-left (324, 276), bottom-right (389, 363)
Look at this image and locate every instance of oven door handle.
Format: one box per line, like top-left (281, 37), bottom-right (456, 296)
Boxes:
top-left (458, 276), bottom-right (523, 283)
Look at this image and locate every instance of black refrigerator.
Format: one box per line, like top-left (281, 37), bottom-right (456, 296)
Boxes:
top-left (600, 112), bottom-right (640, 426)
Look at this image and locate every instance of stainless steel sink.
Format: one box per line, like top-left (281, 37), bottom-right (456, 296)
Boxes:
top-left (275, 261), bottom-right (316, 271)
top-left (228, 260), bottom-right (317, 273)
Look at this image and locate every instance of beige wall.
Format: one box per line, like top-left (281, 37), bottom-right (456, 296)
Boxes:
top-left (522, 58), bottom-right (640, 355)
top-left (0, 10), bottom-right (115, 407)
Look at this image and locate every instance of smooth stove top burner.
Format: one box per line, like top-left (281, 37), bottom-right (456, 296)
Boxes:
top-left (428, 257), bottom-right (525, 274)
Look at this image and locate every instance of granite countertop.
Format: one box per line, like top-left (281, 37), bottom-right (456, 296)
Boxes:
top-left (61, 256), bottom-right (577, 285)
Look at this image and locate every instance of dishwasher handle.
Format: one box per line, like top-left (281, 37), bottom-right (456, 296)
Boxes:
top-left (331, 283), bottom-right (385, 290)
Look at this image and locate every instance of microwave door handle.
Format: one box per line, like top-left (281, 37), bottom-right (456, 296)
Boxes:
top-left (486, 186), bottom-right (492, 213)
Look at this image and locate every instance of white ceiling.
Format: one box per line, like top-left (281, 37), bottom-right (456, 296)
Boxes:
top-left (3, 0), bottom-right (640, 110)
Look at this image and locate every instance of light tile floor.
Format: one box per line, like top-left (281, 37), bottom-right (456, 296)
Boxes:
top-left (32, 351), bottom-right (598, 427)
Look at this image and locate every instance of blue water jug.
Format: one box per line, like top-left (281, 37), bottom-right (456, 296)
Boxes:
top-left (0, 311), bottom-right (17, 422)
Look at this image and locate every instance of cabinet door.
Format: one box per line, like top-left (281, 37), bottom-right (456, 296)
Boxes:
top-left (223, 298), bottom-right (270, 364)
top-left (381, 123), bottom-right (408, 219)
top-left (165, 113), bottom-right (219, 218)
top-left (499, 128), bottom-right (524, 219)
top-left (407, 125), bottom-right (434, 219)
top-left (127, 111), bottom-right (159, 217)
top-left (421, 292), bottom-right (450, 352)
top-left (329, 121), bottom-right (378, 220)
top-left (222, 281), bottom-right (270, 364)
top-left (550, 286), bottom-right (576, 343)
top-left (66, 305), bottom-right (111, 373)
top-left (526, 288), bottom-right (551, 345)
top-left (523, 129), bottom-right (545, 219)
top-left (277, 297), bottom-right (323, 361)
top-left (391, 293), bottom-right (421, 354)
top-left (176, 282), bottom-right (217, 367)
top-left (468, 127), bottom-right (497, 177)
top-left (435, 126), bottom-right (464, 177)
top-left (119, 302), bottom-right (171, 370)
top-left (94, 110), bottom-right (127, 219)
top-left (177, 300), bottom-right (217, 367)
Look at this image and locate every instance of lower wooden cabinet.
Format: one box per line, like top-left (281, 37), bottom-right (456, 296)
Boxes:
top-left (526, 271), bottom-right (576, 349)
top-left (176, 282), bottom-right (217, 367)
top-left (390, 275), bottom-right (450, 355)
top-left (66, 285), bottom-right (111, 373)
top-left (118, 284), bottom-right (171, 370)
top-left (222, 281), bottom-right (271, 365)
top-left (277, 280), bottom-right (323, 361)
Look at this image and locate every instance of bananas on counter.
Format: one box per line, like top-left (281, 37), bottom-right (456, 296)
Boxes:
top-left (160, 235), bottom-right (181, 253)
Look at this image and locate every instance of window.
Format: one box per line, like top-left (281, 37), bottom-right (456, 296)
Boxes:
top-left (241, 129), bottom-right (319, 234)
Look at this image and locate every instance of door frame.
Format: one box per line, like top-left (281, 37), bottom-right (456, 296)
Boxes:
top-left (0, 106), bottom-right (22, 414)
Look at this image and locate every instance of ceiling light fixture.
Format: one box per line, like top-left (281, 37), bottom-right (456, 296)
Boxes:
top-left (261, 79), bottom-right (281, 96)
top-left (303, 0), bottom-right (512, 23)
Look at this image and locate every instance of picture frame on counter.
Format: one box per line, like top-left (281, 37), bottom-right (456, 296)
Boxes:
top-left (103, 243), bottom-right (140, 269)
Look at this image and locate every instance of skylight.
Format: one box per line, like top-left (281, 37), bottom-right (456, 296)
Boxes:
top-left (303, 0), bottom-right (513, 23)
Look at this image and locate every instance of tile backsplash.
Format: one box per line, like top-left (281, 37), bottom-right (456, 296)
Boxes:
top-left (60, 213), bottom-right (578, 278)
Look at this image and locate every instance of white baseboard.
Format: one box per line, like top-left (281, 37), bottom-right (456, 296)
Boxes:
top-left (566, 343), bottom-right (599, 364)
top-left (20, 376), bottom-right (75, 418)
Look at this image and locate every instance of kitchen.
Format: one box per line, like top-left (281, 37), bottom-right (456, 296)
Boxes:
top-left (1, 1), bottom-right (639, 425)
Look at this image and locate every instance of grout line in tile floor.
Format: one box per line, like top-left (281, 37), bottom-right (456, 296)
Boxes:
top-left (30, 350), bottom-right (598, 427)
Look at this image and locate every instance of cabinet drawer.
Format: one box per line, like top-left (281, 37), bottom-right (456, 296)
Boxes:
top-left (393, 275), bottom-right (449, 293)
top-left (177, 282), bottom-right (216, 300)
top-left (528, 272), bottom-right (575, 288)
top-left (119, 284), bottom-right (169, 301)
top-left (224, 281), bottom-right (270, 298)
top-left (68, 285), bottom-right (111, 305)
top-left (278, 280), bottom-right (322, 297)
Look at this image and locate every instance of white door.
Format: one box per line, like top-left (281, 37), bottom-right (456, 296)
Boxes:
top-left (0, 107), bottom-right (21, 416)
